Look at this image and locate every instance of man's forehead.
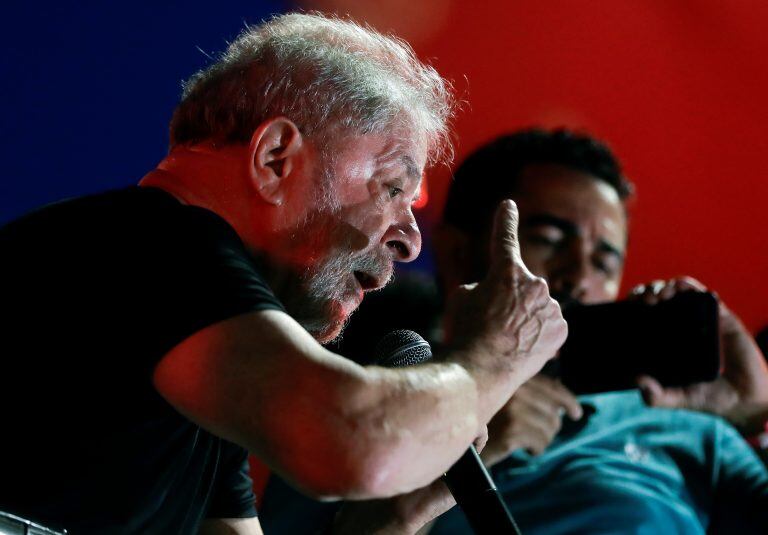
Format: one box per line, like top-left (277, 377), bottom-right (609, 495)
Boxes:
top-left (375, 138), bottom-right (426, 174)
top-left (514, 164), bottom-right (628, 244)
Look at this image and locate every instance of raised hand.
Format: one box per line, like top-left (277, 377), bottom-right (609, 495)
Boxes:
top-left (443, 200), bottom-right (568, 420)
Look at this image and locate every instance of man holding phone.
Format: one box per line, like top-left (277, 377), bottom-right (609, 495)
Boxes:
top-left (428, 128), bottom-right (768, 533)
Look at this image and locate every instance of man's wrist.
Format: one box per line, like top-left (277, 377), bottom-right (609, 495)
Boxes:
top-left (727, 403), bottom-right (768, 446)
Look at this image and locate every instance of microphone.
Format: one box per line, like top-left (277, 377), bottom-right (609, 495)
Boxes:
top-left (374, 330), bottom-right (522, 535)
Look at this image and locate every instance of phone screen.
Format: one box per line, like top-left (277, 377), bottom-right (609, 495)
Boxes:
top-left (553, 292), bottom-right (721, 395)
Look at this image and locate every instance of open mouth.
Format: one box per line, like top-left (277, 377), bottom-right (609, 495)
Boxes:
top-left (353, 270), bottom-right (382, 292)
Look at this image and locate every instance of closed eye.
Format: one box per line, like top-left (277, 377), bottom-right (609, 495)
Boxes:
top-left (525, 233), bottom-right (563, 248)
top-left (593, 255), bottom-right (621, 277)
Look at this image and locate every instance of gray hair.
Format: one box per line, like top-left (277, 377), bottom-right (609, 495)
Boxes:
top-left (170, 12), bottom-right (455, 166)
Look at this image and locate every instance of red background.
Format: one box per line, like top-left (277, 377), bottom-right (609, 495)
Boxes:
top-left (305, 0), bottom-right (768, 333)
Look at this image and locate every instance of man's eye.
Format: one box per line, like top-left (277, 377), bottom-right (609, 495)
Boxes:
top-left (526, 234), bottom-right (561, 247)
top-left (594, 257), bottom-right (619, 277)
top-left (388, 185), bottom-right (404, 198)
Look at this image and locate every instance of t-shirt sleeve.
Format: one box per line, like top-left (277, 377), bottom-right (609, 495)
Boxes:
top-left (708, 419), bottom-right (768, 533)
top-left (206, 440), bottom-right (258, 519)
top-left (126, 200), bottom-right (288, 374)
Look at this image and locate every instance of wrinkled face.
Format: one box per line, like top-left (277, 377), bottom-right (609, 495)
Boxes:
top-left (278, 132), bottom-right (425, 343)
top-left (513, 164), bottom-right (628, 305)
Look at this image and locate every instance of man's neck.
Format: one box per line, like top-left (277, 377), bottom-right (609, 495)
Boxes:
top-left (140, 143), bottom-right (244, 209)
top-left (140, 144), bottom-right (295, 291)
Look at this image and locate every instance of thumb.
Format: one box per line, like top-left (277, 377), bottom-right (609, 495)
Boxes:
top-left (637, 375), bottom-right (686, 408)
top-left (488, 199), bottom-right (522, 278)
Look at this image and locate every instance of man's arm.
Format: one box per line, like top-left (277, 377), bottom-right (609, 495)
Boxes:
top-left (153, 200), bottom-right (567, 501)
top-left (199, 518), bottom-right (264, 535)
top-left (155, 308), bottom-right (481, 500)
top-left (708, 419), bottom-right (768, 533)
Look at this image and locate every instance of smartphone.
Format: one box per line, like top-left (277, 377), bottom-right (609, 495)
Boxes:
top-left (552, 292), bottom-right (721, 395)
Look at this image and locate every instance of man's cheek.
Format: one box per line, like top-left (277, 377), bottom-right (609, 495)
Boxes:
top-left (520, 248), bottom-right (550, 280)
top-left (604, 279), bottom-right (622, 302)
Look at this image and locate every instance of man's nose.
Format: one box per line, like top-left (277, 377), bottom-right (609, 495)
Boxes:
top-left (383, 211), bottom-right (422, 262)
top-left (551, 246), bottom-right (592, 301)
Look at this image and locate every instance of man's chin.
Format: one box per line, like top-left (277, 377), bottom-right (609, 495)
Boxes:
top-left (303, 298), bottom-right (360, 345)
top-left (308, 313), bottom-right (352, 345)
top-left (314, 322), bottom-right (346, 345)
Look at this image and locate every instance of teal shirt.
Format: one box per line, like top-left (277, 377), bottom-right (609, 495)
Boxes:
top-left (432, 390), bottom-right (768, 534)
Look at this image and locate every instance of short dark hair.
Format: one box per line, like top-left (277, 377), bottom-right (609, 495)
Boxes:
top-left (442, 128), bottom-right (634, 233)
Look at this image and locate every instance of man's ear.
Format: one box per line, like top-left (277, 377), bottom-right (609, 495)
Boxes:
top-left (432, 223), bottom-right (472, 289)
top-left (247, 117), bottom-right (304, 206)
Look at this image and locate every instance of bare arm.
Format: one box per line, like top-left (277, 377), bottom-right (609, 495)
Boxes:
top-left (154, 200), bottom-right (566, 501)
top-left (198, 518), bottom-right (264, 535)
top-left (155, 308), bottom-right (481, 500)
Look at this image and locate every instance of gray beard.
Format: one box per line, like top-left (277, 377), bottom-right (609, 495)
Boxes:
top-left (297, 247), bottom-right (393, 343)
top-left (262, 210), bottom-right (393, 344)
top-left (260, 161), bottom-right (395, 343)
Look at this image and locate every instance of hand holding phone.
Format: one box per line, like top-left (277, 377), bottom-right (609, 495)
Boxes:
top-left (553, 291), bottom-right (720, 395)
top-left (630, 277), bottom-right (768, 425)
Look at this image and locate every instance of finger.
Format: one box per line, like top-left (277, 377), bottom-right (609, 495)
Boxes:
top-left (637, 375), bottom-right (688, 408)
top-left (474, 425), bottom-right (489, 452)
top-left (658, 280), bottom-right (677, 301)
top-left (558, 390), bottom-right (583, 420)
top-left (631, 280), bottom-right (661, 305)
top-left (522, 422), bottom-right (555, 456)
top-left (513, 386), bottom-right (563, 420)
top-left (650, 280), bottom-right (665, 295)
top-left (515, 396), bottom-right (566, 435)
top-left (643, 280), bottom-right (665, 305)
top-left (672, 276), bottom-right (707, 292)
top-left (404, 479), bottom-right (456, 528)
top-left (627, 284), bottom-right (645, 301)
top-left (628, 282), bottom-right (658, 304)
top-left (524, 376), bottom-right (583, 420)
top-left (488, 199), bottom-right (523, 277)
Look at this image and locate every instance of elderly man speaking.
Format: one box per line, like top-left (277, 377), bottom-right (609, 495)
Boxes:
top-left (0, 12), bottom-right (566, 535)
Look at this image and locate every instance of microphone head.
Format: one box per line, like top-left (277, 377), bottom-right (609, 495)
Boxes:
top-left (375, 329), bottom-right (432, 368)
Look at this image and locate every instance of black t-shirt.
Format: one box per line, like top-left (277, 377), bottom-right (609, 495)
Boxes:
top-left (0, 187), bottom-right (285, 534)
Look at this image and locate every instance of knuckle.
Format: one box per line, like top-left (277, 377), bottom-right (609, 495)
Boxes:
top-left (548, 413), bottom-right (561, 428)
top-left (531, 276), bottom-right (549, 293)
top-left (496, 265), bottom-right (519, 289)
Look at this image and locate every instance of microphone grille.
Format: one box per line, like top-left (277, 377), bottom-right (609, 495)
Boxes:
top-left (375, 329), bottom-right (432, 368)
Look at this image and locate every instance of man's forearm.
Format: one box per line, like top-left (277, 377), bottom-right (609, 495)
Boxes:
top-left (258, 354), bottom-right (484, 500)
top-left (725, 403), bottom-right (768, 469)
top-left (198, 518), bottom-right (264, 535)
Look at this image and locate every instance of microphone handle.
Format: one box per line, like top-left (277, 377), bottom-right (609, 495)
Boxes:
top-left (442, 446), bottom-right (522, 535)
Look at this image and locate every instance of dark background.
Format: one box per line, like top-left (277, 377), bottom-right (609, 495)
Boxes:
top-left (2, 1), bottom-right (287, 222)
